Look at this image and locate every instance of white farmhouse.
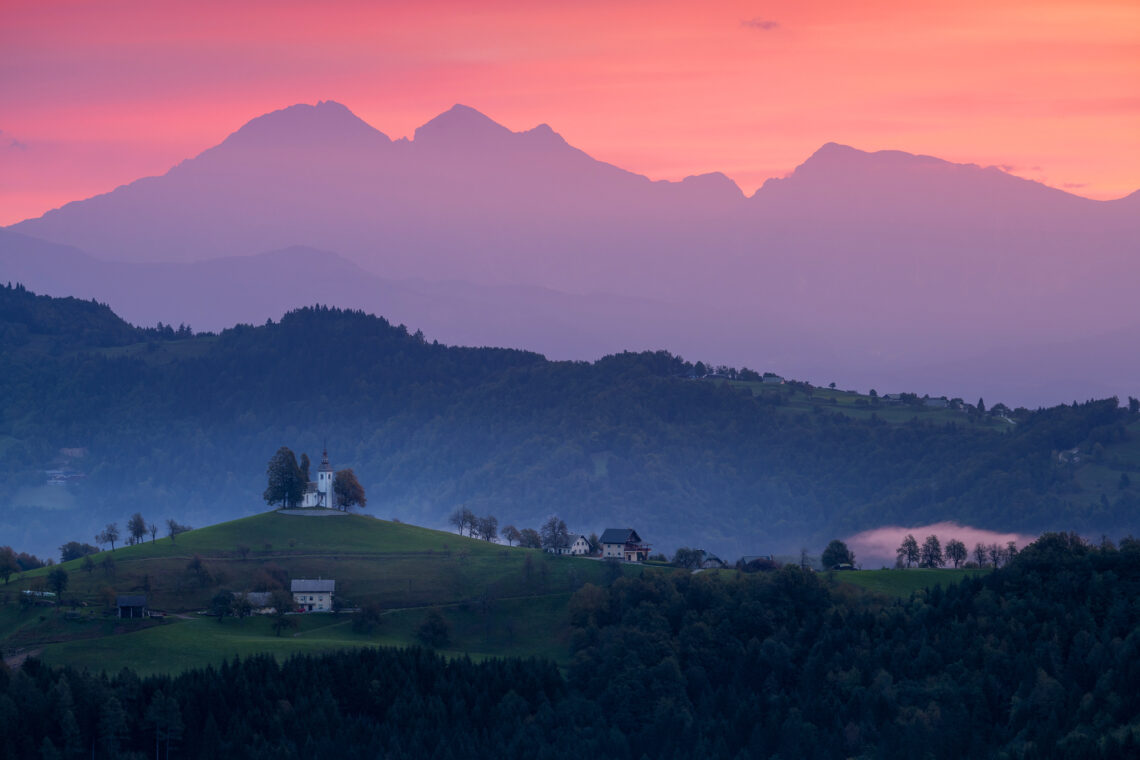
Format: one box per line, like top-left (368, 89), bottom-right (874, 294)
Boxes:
top-left (291, 578), bottom-right (335, 612)
top-left (599, 528), bottom-right (650, 562)
top-left (548, 533), bottom-right (592, 556)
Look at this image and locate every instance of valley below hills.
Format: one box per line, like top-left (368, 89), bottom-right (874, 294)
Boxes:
top-left (3, 284), bottom-right (1138, 563)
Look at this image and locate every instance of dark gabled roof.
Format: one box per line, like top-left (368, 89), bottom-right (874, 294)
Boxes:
top-left (554, 533), bottom-right (587, 548)
top-left (599, 528), bottom-right (642, 545)
top-left (291, 579), bottom-right (335, 593)
top-left (116, 594), bottom-right (146, 607)
top-left (236, 591), bottom-right (274, 606)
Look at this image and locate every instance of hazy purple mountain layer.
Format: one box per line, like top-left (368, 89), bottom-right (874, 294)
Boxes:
top-left (6, 101), bottom-right (1139, 406)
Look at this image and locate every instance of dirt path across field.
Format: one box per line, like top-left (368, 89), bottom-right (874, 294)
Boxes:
top-left (3, 647), bottom-right (43, 670)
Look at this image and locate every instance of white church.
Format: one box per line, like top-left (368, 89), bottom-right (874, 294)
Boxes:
top-left (300, 448), bottom-right (337, 508)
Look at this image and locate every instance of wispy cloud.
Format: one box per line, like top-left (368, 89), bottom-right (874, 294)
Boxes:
top-left (1062, 182), bottom-right (1087, 189)
top-left (1, 130), bottom-right (28, 151)
top-left (741, 18), bottom-right (779, 31)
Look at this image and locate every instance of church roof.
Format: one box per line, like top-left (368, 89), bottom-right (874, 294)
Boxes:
top-left (318, 448), bottom-right (334, 473)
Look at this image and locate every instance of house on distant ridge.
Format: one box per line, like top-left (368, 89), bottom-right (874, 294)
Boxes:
top-left (698, 551), bottom-right (726, 569)
top-left (548, 534), bottom-right (592, 556)
top-left (291, 579), bottom-right (335, 612)
top-left (599, 528), bottom-right (650, 562)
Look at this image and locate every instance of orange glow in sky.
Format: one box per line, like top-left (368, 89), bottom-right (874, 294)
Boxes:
top-left (1, 0), bottom-right (1137, 224)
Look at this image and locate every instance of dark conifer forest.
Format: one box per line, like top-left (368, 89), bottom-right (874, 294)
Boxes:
top-left (2, 533), bottom-right (1138, 758)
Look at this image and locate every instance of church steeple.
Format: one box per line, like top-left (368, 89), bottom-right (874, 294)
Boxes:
top-left (317, 446), bottom-right (334, 507)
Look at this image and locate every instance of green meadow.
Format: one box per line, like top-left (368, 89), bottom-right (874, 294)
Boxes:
top-left (4, 511), bottom-right (649, 674)
top-left (828, 567), bottom-right (989, 598)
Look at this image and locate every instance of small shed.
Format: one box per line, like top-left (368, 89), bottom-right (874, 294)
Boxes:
top-left (116, 594), bottom-right (147, 619)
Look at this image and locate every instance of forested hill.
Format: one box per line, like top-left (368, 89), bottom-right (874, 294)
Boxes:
top-left (2, 283), bottom-right (1139, 559)
top-left (4, 533), bottom-right (1139, 758)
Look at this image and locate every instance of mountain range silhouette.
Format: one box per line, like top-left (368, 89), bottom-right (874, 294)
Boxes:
top-left (4, 101), bottom-right (1138, 406)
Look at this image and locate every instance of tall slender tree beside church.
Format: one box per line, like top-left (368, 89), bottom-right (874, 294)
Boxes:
top-left (263, 447), bottom-right (305, 508)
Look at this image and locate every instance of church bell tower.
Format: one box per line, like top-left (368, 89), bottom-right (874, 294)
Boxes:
top-left (317, 447), bottom-right (334, 508)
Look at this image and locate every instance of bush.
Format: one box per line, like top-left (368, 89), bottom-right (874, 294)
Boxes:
top-left (415, 610), bottom-right (450, 648)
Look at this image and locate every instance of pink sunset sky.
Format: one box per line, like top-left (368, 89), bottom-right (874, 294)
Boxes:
top-left (1, 0), bottom-right (1137, 226)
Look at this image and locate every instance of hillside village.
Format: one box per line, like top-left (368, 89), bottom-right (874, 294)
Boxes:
top-left (3, 445), bottom-right (788, 666)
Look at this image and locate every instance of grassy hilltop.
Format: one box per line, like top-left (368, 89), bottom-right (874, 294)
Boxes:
top-left (3, 511), bottom-right (644, 675)
top-left (1, 509), bottom-right (996, 677)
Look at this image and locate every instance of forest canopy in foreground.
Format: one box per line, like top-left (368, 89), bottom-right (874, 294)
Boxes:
top-left (2, 532), bottom-right (1138, 759)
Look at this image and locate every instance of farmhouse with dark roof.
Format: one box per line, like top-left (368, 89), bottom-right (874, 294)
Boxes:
top-left (599, 528), bottom-right (650, 562)
top-left (291, 578), bottom-right (335, 612)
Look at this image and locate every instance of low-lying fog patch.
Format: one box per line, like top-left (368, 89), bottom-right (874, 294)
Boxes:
top-left (845, 522), bottom-right (1037, 568)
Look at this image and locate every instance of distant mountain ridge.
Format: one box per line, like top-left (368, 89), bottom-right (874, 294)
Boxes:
top-left (4, 101), bottom-right (1139, 407)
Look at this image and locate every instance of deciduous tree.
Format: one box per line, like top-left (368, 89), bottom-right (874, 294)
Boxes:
top-left (448, 506), bottom-right (476, 536)
top-left (945, 538), bottom-right (967, 568)
top-left (0, 546), bottom-right (17, 584)
top-left (519, 528), bottom-right (542, 549)
top-left (416, 610), bottom-right (451, 648)
top-left (672, 547), bottom-right (704, 569)
top-left (47, 567), bottom-right (68, 596)
top-left (97, 523), bottom-right (120, 551)
top-left (897, 535), bottom-right (920, 568)
top-left (540, 516), bottom-right (569, 551)
top-left (210, 590), bottom-right (233, 622)
top-left (821, 539), bottom-right (855, 569)
top-left (333, 468), bottom-right (367, 511)
top-left (920, 534), bottom-right (944, 568)
top-left (263, 446), bottom-right (306, 508)
top-left (127, 513), bottom-right (147, 545)
top-left (502, 525), bottom-right (521, 546)
top-left (269, 588), bottom-right (297, 636)
top-left (166, 519), bottom-right (190, 543)
top-left (475, 515), bottom-right (498, 542)
top-left (58, 541), bottom-right (98, 563)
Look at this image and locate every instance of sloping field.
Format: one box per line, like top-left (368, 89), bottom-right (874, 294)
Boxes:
top-left (7, 511), bottom-right (644, 672)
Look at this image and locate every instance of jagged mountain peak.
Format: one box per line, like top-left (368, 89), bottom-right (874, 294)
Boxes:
top-left (218, 100), bottom-right (391, 149)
